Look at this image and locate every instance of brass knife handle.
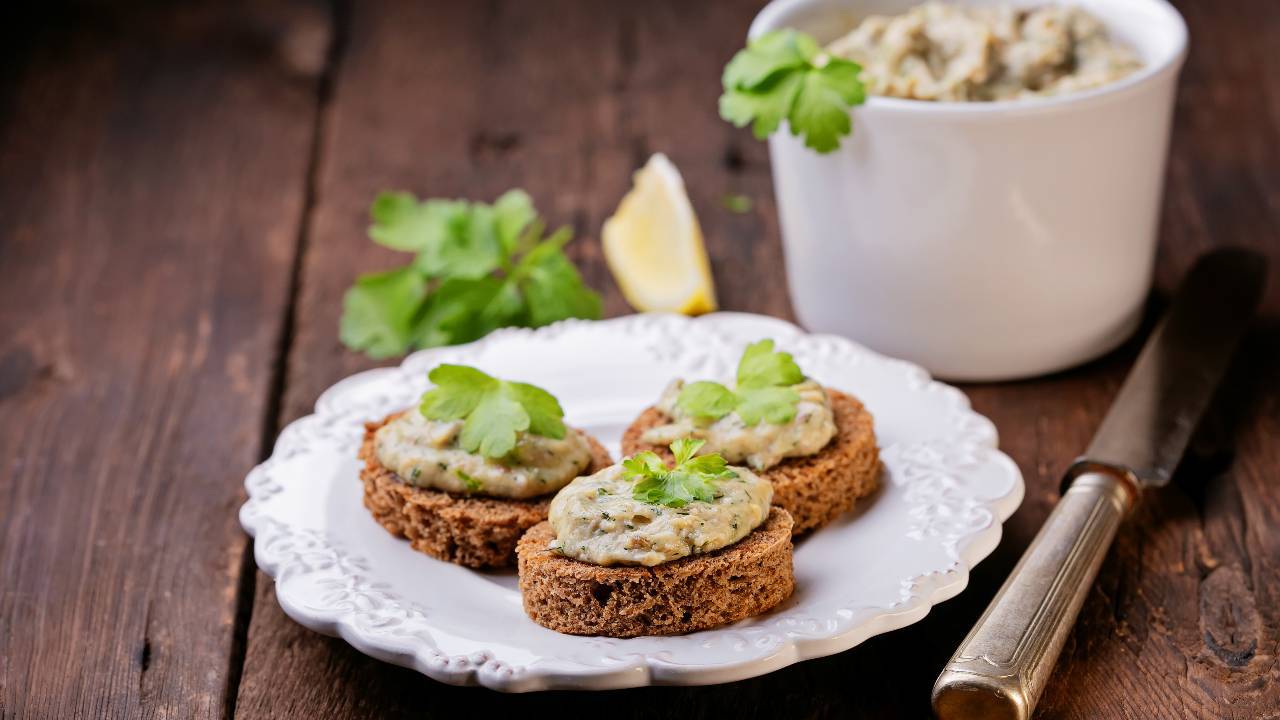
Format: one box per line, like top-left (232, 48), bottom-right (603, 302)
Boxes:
top-left (932, 471), bottom-right (1137, 720)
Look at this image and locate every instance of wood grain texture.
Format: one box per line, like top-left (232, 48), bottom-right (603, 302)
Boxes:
top-left (2, 0), bottom-right (1276, 717)
top-left (0, 1), bottom-right (328, 717)
top-left (233, 0), bottom-right (1280, 717)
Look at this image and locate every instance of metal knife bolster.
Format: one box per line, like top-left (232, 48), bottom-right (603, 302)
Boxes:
top-left (1062, 459), bottom-right (1144, 505)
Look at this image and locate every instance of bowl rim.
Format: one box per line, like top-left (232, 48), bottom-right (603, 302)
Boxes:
top-left (747, 0), bottom-right (1190, 117)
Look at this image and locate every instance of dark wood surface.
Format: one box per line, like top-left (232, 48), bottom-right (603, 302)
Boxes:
top-left (1, 0), bottom-right (1276, 718)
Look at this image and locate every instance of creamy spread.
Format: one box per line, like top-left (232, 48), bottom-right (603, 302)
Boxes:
top-left (640, 379), bottom-right (836, 471)
top-left (826, 3), bottom-right (1142, 101)
top-left (373, 411), bottom-right (593, 499)
top-left (547, 463), bottom-right (772, 566)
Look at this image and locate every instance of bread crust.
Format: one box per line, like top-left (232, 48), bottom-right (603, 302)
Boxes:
top-left (517, 508), bottom-right (795, 637)
top-left (359, 414), bottom-right (613, 569)
top-left (621, 388), bottom-right (879, 535)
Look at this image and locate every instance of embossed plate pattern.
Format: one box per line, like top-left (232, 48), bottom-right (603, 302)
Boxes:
top-left (240, 312), bottom-right (1024, 691)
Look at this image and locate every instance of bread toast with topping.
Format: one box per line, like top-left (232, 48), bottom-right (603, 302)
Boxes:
top-left (621, 388), bottom-right (878, 535)
top-left (359, 414), bottom-right (613, 569)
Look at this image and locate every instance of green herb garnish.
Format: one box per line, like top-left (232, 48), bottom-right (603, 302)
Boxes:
top-left (624, 438), bottom-right (736, 508)
top-left (722, 193), bottom-right (753, 214)
top-left (340, 189), bottom-right (602, 359)
top-left (456, 470), bottom-right (483, 492)
top-left (419, 364), bottom-right (565, 459)
top-left (719, 29), bottom-right (867, 153)
top-left (676, 339), bottom-right (805, 425)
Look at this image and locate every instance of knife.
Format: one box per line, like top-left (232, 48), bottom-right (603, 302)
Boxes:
top-left (931, 248), bottom-right (1267, 720)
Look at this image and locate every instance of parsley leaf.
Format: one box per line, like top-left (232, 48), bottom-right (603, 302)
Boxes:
top-left (737, 338), bottom-right (804, 388)
top-left (493, 189), bottom-right (537, 253)
top-left (722, 29), bottom-right (819, 89)
top-left (461, 390), bottom-right (529, 458)
top-left (408, 276), bottom-right (510, 349)
top-left (671, 437), bottom-right (702, 465)
top-left (622, 451), bottom-right (665, 478)
top-left (624, 439), bottom-right (736, 508)
top-left (367, 192), bottom-right (431, 252)
top-left (341, 189), bottom-right (602, 359)
top-left (511, 227), bottom-right (603, 326)
top-left (735, 385), bottom-right (801, 425)
top-left (791, 59), bottom-right (865, 152)
top-left (675, 339), bottom-right (806, 426)
top-left (419, 364), bottom-right (495, 419)
top-left (719, 29), bottom-right (867, 153)
top-left (419, 364), bottom-right (566, 459)
top-left (339, 267), bottom-right (426, 359)
top-left (507, 381), bottom-right (567, 439)
top-left (413, 200), bottom-right (505, 279)
top-left (720, 71), bottom-right (804, 139)
top-left (675, 381), bottom-right (738, 420)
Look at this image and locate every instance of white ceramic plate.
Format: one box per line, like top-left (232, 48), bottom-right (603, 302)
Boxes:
top-left (240, 312), bottom-right (1023, 691)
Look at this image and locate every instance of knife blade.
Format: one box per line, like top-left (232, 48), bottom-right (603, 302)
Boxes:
top-left (932, 248), bottom-right (1267, 720)
top-left (1077, 247), bottom-right (1267, 488)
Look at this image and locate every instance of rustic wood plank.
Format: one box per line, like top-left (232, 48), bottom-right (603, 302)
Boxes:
top-left (235, 0), bottom-right (1280, 717)
top-left (0, 1), bottom-right (329, 717)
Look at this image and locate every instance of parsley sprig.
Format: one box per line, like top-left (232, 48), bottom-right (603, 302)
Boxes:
top-left (624, 438), bottom-right (736, 508)
top-left (341, 190), bottom-right (602, 359)
top-left (719, 29), bottom-right (867, 153)
top-left (677, 339), bottom-right (805, 425)
top-left (419, 364), bottom-right (566, 459)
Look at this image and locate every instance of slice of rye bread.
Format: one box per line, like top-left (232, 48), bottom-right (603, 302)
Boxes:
top-left (620, 388), bottom-right (880, 536)
top-left (359, 413), bottom-right (613, 569)
top-left (517, 508), bottom-right (795, 637)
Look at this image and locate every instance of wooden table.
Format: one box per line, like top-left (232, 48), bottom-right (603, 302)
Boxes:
top-left (2, 1), bottom-right (1277, 717)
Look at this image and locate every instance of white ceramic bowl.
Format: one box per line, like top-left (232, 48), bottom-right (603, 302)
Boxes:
top-left (755, 0), bottom-right (1188, 381)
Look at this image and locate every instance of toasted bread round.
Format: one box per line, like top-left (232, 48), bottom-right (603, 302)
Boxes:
top-left (621, 388), bottom-right (879, 535)
top-left (359, 414), bottom-right (613, 569)
top-left (517, 508), bottom-right (794, 637)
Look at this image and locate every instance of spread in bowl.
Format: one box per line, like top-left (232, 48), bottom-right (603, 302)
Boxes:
top-left (826, 2), bottom-right (1142, 101)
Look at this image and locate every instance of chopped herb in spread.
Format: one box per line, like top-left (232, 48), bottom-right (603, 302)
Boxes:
top-left (457, 470), bottom-right (483, 493)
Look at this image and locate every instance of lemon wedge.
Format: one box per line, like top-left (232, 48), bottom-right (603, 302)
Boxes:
top-left (603, 153), bottom-right (717, 315)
